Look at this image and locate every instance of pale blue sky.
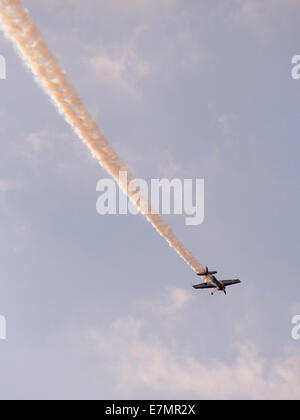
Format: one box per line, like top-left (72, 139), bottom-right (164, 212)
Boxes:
top-left (0, 0), bottom-right (300, 399)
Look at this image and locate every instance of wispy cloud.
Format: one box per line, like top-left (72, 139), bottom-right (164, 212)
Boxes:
top-left (142, 286), bottom-right (193, 317)
top-left (0, 178), bottom-right (21, 193)
top-left (164, 287), bottom-right (192, 313)
top-left (217, 113), bottom-right (239, 147)
top-left (0, 178), bottom-right (22, 212)
top-left (90, 314), bottom-right (300, 399)
top-left (229, 0), bottom-right (300, 39)
top-left (87, 43), bottom-right (152, 96)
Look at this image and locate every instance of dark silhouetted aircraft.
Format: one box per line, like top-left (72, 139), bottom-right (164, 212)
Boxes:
top-left (193, 266), bottom-right (240, 295)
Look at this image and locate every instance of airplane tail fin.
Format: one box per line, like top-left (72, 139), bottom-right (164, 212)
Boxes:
top-left (197, 266), bottom-right (218, 276)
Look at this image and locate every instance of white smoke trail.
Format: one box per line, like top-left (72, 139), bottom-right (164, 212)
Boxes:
top-left (0, 0), bottom-right (204, 273)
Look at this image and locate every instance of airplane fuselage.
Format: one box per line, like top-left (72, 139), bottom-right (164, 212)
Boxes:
top-left (201, 274), bottom-right (226, 293)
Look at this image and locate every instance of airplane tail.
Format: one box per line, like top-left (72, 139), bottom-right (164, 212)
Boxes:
top-left (197, 266), bottom-right (218, 276)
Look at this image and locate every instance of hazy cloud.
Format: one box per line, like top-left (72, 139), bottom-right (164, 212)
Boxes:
top-left (229, 0), bottom-right (300, 38)
top-left (90, 314), bottom-right (300, 399)
top-left (87, 44), bottom-right (152, 96)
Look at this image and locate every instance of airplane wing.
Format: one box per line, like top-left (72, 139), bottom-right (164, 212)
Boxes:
top-left (193, 282), bottom-right (215, 289)
top-left (221, 279), bottom-right (241, 287)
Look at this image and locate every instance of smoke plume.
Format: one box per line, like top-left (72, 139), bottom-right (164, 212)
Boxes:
top-left (0, 0), bottom-right (203, 273)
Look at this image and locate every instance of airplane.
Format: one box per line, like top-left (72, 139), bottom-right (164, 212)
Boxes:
top-left (193, 266), bottom-right (241, 295)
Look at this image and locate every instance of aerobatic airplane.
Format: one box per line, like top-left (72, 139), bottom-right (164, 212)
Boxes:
top-left (193, 266), bottom-right (241, 295)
